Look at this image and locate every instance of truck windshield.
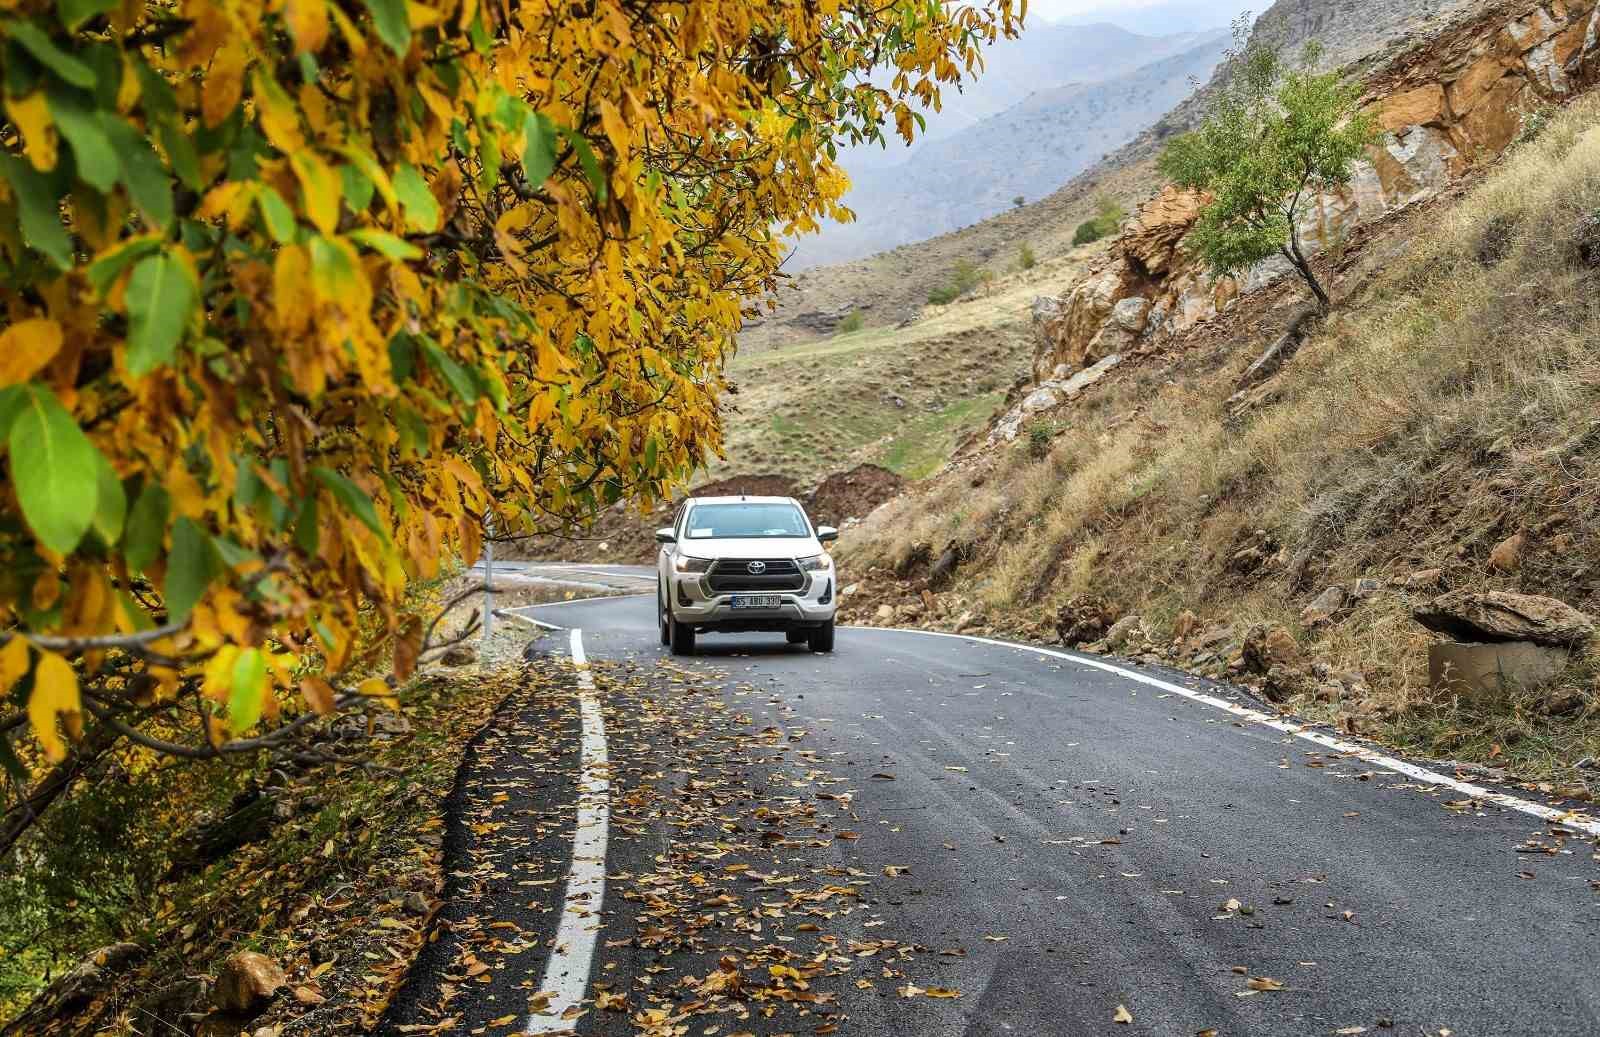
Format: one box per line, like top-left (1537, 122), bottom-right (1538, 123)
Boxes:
top-left (685, 503), bottom-right (810, 540)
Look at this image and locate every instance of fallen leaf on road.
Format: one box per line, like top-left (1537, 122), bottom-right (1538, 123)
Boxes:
top-left (1114, 1004), bottom-right (1134, 1024)
top-left (925, 987), bottom-right (962, 998)
top-left (1247, 977), bottom-right (1285, 991)
top-left (897, 983), bottom-right (925, 998)
top-left (983, 935), bottom-right (1008, 942)
top-left (871, 773), bottom-right (896, 780)
top-left (883, 865), bottom-right (910, 877)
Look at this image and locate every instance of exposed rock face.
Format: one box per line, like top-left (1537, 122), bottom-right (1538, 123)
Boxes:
top-left (1243, 623), bottom-right (1303, 673)
top-left (992, 354), bottom-right (1123, 443)
top-left (1028, 0), bottom-right (1600, 384)
top-left (1414, 590), bottom-right (1596, 648)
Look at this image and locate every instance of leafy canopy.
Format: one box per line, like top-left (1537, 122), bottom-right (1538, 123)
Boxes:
top-left (1157, 19), bottom-right (1378, 307)
top-left (0, 0), bottom-right (1021, 793)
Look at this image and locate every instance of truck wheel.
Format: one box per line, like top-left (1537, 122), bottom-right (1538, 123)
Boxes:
top-left (807, 619), bottom-right (835, 654)
top-left (658, 584), bottom-right (670, 646)
top-left (785, 630), bottom-right (808, 645)
top-left (670, 613), bottom-right (696, 656)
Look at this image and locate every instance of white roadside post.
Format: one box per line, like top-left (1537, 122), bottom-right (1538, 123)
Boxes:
top-left (482, 512), bottom-right (494, 646)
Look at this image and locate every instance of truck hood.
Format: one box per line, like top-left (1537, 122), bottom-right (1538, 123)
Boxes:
top-left (678, 537), bottom-right (822, 560)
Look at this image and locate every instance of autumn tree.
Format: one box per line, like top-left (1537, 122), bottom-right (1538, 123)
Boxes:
top-left (1157, 19), bottom-right (1378, 311)
top-left (0, 0), bottom-right (1023, 852)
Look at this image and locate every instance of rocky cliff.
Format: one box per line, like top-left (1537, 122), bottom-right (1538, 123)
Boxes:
top-left (1021, 0), bottom-right (1600, 396)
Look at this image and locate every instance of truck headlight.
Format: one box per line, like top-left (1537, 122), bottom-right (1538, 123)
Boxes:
top-left (797, 554), bottom-right (832, 572)
top-left (674, 555), bottom-right (712, 574)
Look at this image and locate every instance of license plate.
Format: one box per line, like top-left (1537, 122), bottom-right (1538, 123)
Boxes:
top-left (731, 594), bottom-right (782, 609)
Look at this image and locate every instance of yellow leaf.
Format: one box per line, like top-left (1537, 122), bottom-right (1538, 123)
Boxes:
top-left (284, 0), bottom-right (330, 54)
top-left (1113, 1004), bottom-right (1133, 1024)
top-left (203, 41), bottom-right (248, 129)
top-left (0, 637), bottom-right (30, 695)
top-left (5, 91), bottom-right (56, 171)
top-left (0, 318), bottom-right (63, 386)
top-left (28, 651), bottom-right (80, 762)
top-left (252, 69), bottom-right (306, 152)
top-left (290, 151), bottom-right (341, 234)
top-left (1246, 977), bottom-right (1286, 991)
top-left (300, 675), bottom-right (336, 715)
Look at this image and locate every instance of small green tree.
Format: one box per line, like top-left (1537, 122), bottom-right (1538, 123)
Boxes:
top-left (1157, 19), bottom-right (1379, 311)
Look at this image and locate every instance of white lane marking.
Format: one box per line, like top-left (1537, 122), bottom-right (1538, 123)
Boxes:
top-left (870, 626), bottom-right (1600, 837)
top-left (526, 629), bottom-right (610, 1033)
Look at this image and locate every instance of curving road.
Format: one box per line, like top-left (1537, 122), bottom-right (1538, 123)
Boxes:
top-left (399, 565), bottom-right (1600, 1036)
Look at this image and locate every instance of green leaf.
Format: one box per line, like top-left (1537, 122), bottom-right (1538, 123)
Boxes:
top-left (123, 481), bottom-right (168, 572)
top-left (0, 153), bottom-right (71, 268)
top-left (157, 119), bottom-right (201, 191)
top-left (46, 84), bottom-right (118, 191)
top-left (8, 384), bottom-right (98, 555)
top-left (55, 0), bottom-right (117, 32)
top-left (341, 162), bottom-right (374, 214)
top-left (6, 19), bottom-right (96, 88)
top-left (91, 449), bottom-right (125, 546)
top-left (563, 128), bottom-right (607, 203)
top-left (256, 185), bottom-right (297, 243)
top-left (312, 467), bottom-right (385, 537)
top-left (228, 647), bottom-right (267, 732)
top-left (293, 494), bottom-right (319, 554)
top-left (349, 228), bottom-right (421, 260)
top-left (522, 111), bottom-right (556, 189)
top-left (124, 254), bottom-right (195, 376)
top-left (101, 115), bottom-right (172, 230)
top-left (392, 162), bottom-right (439, 233)
top-left (164, 516), bottom-right (217, 620)
top-left (361, 0), bottom-right (410, 56)
top-left (420, 338), bottom-right (478, 406)
top-left (86, 236), bottom-right (159, 295)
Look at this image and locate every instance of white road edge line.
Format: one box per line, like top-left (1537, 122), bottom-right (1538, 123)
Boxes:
top-left (526, 629), bottom-right (610, 1033)
top-left (874, 626), bottom-right (1600, 838)
top-left (494, 609), bottom-right (563, 632)
top-left (508, 592), bottom-right (652, 611)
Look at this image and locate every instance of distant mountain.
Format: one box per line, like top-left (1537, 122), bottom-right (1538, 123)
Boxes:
top-left (792, 29), bottom-right (1230, 268)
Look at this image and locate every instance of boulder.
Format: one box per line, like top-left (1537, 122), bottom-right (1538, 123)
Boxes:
top-left (213, 952), bottom-right (286, 1015)
top-left (1242, 624), bottom-right (1301, 674)
top-left (438, 645), bottom-right (476, 667)
top-left (1109, 297), bottom-right (1151, 335)
top-left (1428, 641), bottom-right (1571, 702)
top-left (1414, 590), bottom-right (1595, 648)
top-left (1300, 586), bottom-right (1349, 628)
top-left (1487, 532), bottom-right (1525, 573)
top-left (1056, 596), bottom-right (1120, 647)
top-left (874, 604), bottom-right (895, 623)
top-left (1104, 615), bottom-right (1145, 651)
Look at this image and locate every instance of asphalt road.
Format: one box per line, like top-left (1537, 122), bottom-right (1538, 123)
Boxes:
top-left (390, 567), bottom-right (1600, 1036)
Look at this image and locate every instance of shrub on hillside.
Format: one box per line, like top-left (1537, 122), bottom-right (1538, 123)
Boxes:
top-left (1072, 195), bottom-right (1127, 247)
top-left (927, 259), bottom-right (983, 305)
top-left (1018, 244), bottom-right (1038, 270)
top-left (837, 310), bottom-right (866, 334)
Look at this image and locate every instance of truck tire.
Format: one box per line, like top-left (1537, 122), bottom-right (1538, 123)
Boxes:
top-left (807, 619), bottom-right (835, 654)
top-left (785, 630), bottom-right (809, 645)
top-left (670, 613), bottom-right (696, 656)
top-left (658, 584), bottom-right (670, 646)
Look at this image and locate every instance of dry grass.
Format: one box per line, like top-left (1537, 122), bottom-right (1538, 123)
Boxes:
top-left (842, 94), bottom-right (1600, 769)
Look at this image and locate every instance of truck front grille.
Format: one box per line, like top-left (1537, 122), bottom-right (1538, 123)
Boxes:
top-left (706, 559), bottom-right (805, 594)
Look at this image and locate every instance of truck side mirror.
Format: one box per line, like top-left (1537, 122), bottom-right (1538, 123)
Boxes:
top-left (816, 525), bottom-right (839, 543)
top-left (655, 527), bottom-right (676, 544)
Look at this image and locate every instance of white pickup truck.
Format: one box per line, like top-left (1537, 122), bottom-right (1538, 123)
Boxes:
top-left (655, 495), bottom-right (839, 656)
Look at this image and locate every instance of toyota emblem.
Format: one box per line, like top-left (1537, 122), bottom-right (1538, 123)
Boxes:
top-left (747, 561), bottom-right (767, 575)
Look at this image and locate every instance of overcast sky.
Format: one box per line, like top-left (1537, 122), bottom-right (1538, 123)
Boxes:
top-left (1029, 0), bottom-right (1251, 33)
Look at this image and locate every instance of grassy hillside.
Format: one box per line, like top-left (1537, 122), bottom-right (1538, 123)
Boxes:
top-left (718, 244), bottom-right (1101, 484)
top-left (839, 94), bottom-right (1600, 777)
